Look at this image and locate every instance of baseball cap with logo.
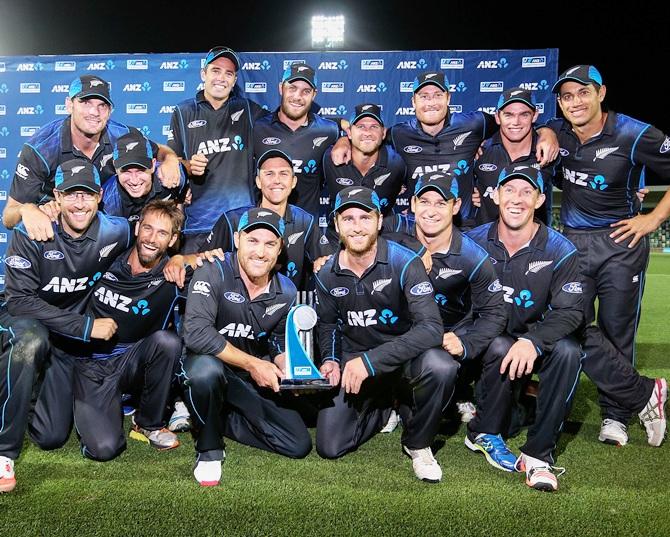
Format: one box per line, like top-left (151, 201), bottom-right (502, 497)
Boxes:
top-left (68, 75), bottom-right (113, 106)
top-left (333, 186), bottom-right (381, 215)
top-left (237, 207), bottom-right (285, 238)
top-left (113, 131), bottom-right (153, 170)
top-left (282, 63), bottom-right (317, 89)
top-left (497, 87), bottom-right (537, 112)
top-left (350, 103), bottom-right (384, 128)
top-left (551, 65), bottom-right (603, 93)
top-left (257, 149), bottom-right (293, 173)
top-left (204, 45), bottom-right (240, 71)
top-left (413, 71), bottom-right (449, 93)
top-left (497, 165), bottom-right (544, 193)
top-left (414, 173), bottom-right (459, 201)
top-left (54, 158), bottom-right (102, 194)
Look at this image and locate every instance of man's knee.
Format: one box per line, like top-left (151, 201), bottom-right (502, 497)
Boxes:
top-left (81, 436), bottom-right (125, 462)
top-left (486, 335), bottom-right (515, 360)
top-left (552, 337), bottom-right (583, 371)
top-left (418, 347), bottom-right (459, 385)
top-left (283, 428), bottom-right (312, 459)
top-left (8, 318), bottom-right (50, 367)
top-left (30, 426), bottom-right (70, 451)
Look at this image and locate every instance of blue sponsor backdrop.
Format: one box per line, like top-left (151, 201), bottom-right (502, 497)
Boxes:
top-left (0, 49), bottom-right (557, 286)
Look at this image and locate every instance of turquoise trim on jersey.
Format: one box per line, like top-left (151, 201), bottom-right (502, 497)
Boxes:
top-left (313, 273), bottom-right (329, 293)
top-left (553, 249), bottom-right (576, 271)
top-left (82, 315), bottom-right (91, 343)
top-left (25, 143), bottom-right (51, 176)
top-left (362, 352), bottom-right (375, 376)
top-left (630, 123), bottom-right (650, 166)
top-left (175, 106), bottom-right (188, 159)
top-left (468, 255), bottom-right (487, 282)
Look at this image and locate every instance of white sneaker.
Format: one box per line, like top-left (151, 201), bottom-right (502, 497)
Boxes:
top-left (638, 378), bottom-right (667, 447)
top-left (0, 456), bottom-right (16, 493)
top-left (193, 455), bottom-right (223, 487)
top-left (457, 401), bottom-right (477, 423)
top-left (598, 419), bottom-right (628, 446)
top-left (169, 401), bottom-right (192, 433)
top-left (403, 445), bottom-right (442, 483)
top-left (515, 452), bottom-right (563, 492)
top-left (380, 410), bottom-right (401, 433)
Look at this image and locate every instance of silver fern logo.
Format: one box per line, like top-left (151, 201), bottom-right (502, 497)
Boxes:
top-left (98, 242), bottom-right (118, 261)
top-left (453, 131), bottom-right (472, 149)
top-left (660, 137), bottom-right (670, 154)
top-left (287, 231), bottom-right (304, 246)
top-left (373, 172), bottom-right (391, 186)
top-left (312, 136), bottom-right (329, 149)
top-left (593, 147), bottom-right (619, 161)
top-left (231, 109), bottom-right (244, 122)
top-left (264, 303), bottom-right (286, 317)
top-left (525, 260), bottom-right (552, 275)
top-left (371, 278), bottom-right (392, 294)
top-left (438, 268), bottom-right (462, 279)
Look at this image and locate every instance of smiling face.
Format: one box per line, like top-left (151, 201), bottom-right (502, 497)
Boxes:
top-left (55, 189), bottom-right (101, 237)
top-left (335, 206), bottom-right (381, 255)
top-left (349, 117), bottom-right (386, 156)
top-left (557, 81), bottom-right (606, 129)
top-left (411, 189), bottom-right (461, 238)
top-left (66, 96), bottom-right (111, 138)
top-left (117, 163), bottom-right (156, 198)
top-left (255, 157), bottom-right (296, 206)
top-left (412, 84), bottom-right (450, 128)
top-left (134, 210), bottom-right (177, 268)
top-left (494, 178), bottom-right (545, 231)
top-left (279, 79), bottom-right (316, 122)
top-left (496, 102), bottom-right (538, 143)
top-left (234, 227), bottom-right (282, 281)
top-left (201, 56), bottom-right (237, 105)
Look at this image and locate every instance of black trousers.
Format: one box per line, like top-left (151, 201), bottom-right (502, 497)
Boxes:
top-left (73, 331), bottom-right (182, 461)
top-left (565, 226), bottom-right (649, 423)
top-left (316, 348), bottom-right (459, 459)
top-left (180, 353), bottom-right (312, 462)
top-left (467, 334), bottom-right (583, 464)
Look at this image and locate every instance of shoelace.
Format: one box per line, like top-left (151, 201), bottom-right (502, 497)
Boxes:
top-left (602, 418), bottom-right (628, 431)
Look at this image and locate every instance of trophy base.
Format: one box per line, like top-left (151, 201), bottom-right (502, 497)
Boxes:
top-left (280, 378), bottom-right (332, 391)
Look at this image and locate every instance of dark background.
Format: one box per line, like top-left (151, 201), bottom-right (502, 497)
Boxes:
top-left (1, 0), bottom-right (668, 131)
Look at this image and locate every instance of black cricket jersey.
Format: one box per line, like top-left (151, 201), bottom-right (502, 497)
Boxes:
top-left (2, 212), bottom-right (131, 341)
top-left (314, 237), bottom-right (443, 376)
top-left (253, 110), bottom-right (339, 218)
top-left (205, 204), bottom-right (324, 289)
top-left (10, 117), bottom-right (158, 205)
top-left (467, 221), bottom-right (583, 355)
top-left (86, 249), bottom-right (185, 356)
top-left (547, 111), bottom-right (670, 229)
top-left (474, 130), bottom-right (559, 226)
top-left (322, 144), bottom-right (406, 217)
top-left (389, 112), bottom-right (498, 220)
top-left (183, 252), bottom-right (297, 361)
top-left (101, 162), bottom-right (188, 223)
top-left (168, 91), bottom-right (268, 235)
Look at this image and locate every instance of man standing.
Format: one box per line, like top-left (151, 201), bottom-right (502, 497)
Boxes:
top-left (314, 186), bottom-right (456, 483)
top-left (0, 159), bottom-right (130, 493)
top-left (467, 165), bottom-right (584, 491)
top-left (549, 65), bottom-right (669, 445)
top-left (181, 208), bottom-right (310, 487)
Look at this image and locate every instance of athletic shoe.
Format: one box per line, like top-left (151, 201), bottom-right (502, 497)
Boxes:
top-left (168, 401), bottom-right (192, 433)
top-left (514, 453), bottom-right (564, 492)
top-left (638, 378), bottom-right (667, 447)
top-left (193, 454), bottom-right (224, 487)
top-left (457, 401), bottom-right (477, 423)
top-left (380, 410), bottom-right (401, 433)
top-left (0, 456), bottom-right (16, 493)
top-left (598, 418), bottom-right (628, 446)
top-left (464, 433), bottom-right (517, 472)
top-left (402, 445), bottom-right (442, 483)
top-left (121, 393), bottom-right (136, 416)
top-left (130, 418), bottom-right (180, 451)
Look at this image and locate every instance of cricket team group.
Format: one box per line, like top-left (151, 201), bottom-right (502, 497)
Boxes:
top-left (0, 46), bottom-right (668, 493)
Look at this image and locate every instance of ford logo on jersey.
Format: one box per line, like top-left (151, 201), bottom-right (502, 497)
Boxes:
top-left (188, 120), bottom-right (207, 129)
top-left (224, 291), bottom-right (246, 303)
top-left (335, 177), bottom-right (354, 186)
top-left (262, 137), bottom-right (281, 145)
top-left (330, 287), bottom-right (350, 297)
top-left (404, 145), bottom-right (423, 154)
top-left (43, 250), bottom-right (65, 261)
top-left (488, 279), bottom-right (503, 292)
top-left (5, 255), bottom-right (31, 269)
top-left (562, 282), bottom-right (583, 294)
top-left (410, 281), bottom-right (433, 296)
top-left (478, 163), bottom-right (497, 172)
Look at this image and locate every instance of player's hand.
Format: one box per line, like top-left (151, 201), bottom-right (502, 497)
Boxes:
top-left (184, 187), bottom-right (192, 206)
top-left (201, 248), bottom-right (225, 263)
top-left (421, 249), bottom-right (433, 274)
top-left (320, 360), bottom-right (341, 387)
top-left (476, 141), bottom-right (485, 160)
top-left (248, 357), bottom-right (283, 392)
top-left (472, 187), bottom-right (482, 208)
top-left (313, 255), bottom-right (332, 273)
top-left (156, 155), bottom-right (182, 188)
top-left (331, 137), bottom-right (352, 165)
top-left (636, 187), bottom-right (649, 203)
top-left (535, 128), bottom-right (559, 166)
top-left (38, 200), bottom-right (61, 222)
top-left (610, 213), bottom-right (660, 248)
top-left (442, 332), bottom-right (464, 357)
top-left (189, 154), bottom-right (208, 176)
top-left (20, 204), bottom-right (55, 241)
top-left (499, 339), bottom-right (537, 380)
top-left (163, 254), bottom-right (187, 288)
top-left (91, 318), bottom-right (118, 340)
top-left (273, 353), bottom-right (287, 375)
top-left (342, 357), bottom-right (369, 395)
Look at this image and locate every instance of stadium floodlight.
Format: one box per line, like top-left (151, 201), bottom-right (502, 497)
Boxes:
top-left (311, 15), bottom-right (345, 49)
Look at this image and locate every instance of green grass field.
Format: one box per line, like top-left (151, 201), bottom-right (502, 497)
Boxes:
top-left (2, 254), bottom-right (669, 537)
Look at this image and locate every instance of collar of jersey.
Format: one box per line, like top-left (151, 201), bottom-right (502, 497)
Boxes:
top-left (488, 218), bottom-right (548, 253)
top-left (230, 252), bottom-right (284, 301)
top-left (56, 211), bottom-right (101, 242)
top-left (61, 117), bottom-right (111, 160)
top-left (429, 227), bottom-right (463, 257)
top-left (333, 236), bottom-right (389, 276)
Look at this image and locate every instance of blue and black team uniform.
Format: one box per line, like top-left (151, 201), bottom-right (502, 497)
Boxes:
top-left (168, 91), bottom-right (268, 251)
top-left (467, 221), bottom-right (584, 464)
top-left (313, 237), bottom-right (456, 458)
top-left (181, 253), bottom-right (310, 462)
top-left (547, 111), bottom-right (670, 423)
top-left (474, 130), bottom-right (559, 226)
top-left (253, 110), bottom-right (339, 219)
top-left (0, 213), bottom-right (130, 460)
top-left (10, 117), bottom-right (158, 205)
top-left (73, 250), bottom-right (184, 461)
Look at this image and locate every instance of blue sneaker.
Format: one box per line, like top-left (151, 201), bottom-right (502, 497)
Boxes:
top-left (465, 433), bottom-right (517, 472)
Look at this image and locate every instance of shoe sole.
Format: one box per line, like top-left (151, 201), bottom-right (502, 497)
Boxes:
top-left (198, 480), bottom-right (220, 487)
top-left (0, 479), bottom-right (16, 493)
top-left (464, 436), bottom-right (515, 473)
top-left (527, 479), bottom-right (557, 492)
top-left (129, 430), bottom-right (181, 451)
top-left (597, 435), bottom-right (626, 447)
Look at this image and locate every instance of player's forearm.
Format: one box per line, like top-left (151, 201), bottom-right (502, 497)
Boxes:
top-left (155, 143), bottom-right (179, 163)
top-left (646, 188), bottom-right (670, 226)
top-left (2, 198), bottom-right (31, 229)
top-left (215, 340), bottom-right (260, 372)
top-left (6, 295), bottom-right (93, 340)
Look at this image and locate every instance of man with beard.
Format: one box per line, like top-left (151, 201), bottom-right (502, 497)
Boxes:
top-left (254, 63), bottom-right (340, 219)
top-left (3, 74), bottom-right (182, 242)
top-left (181, 208), bottom-right (308, 487)
top-left (314, 186), bottom-right (455, 483)
top-left (0, 159), bottom-right (130, 493)
top-left (73, 200), bottom-right (184, 461)
top-left (101, 131), bottom-right (188, 224)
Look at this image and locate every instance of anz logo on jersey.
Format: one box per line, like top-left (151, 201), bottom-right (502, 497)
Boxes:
top-left (42, 272), bottom-right (102, 293)
top-left (219, 323), bottom-right (254, 339)
top-left (196, 136), bottom-right (245, 155)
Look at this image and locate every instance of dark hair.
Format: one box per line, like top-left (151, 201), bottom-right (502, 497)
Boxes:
top-left (139, 200), bottom-right (184, 236)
